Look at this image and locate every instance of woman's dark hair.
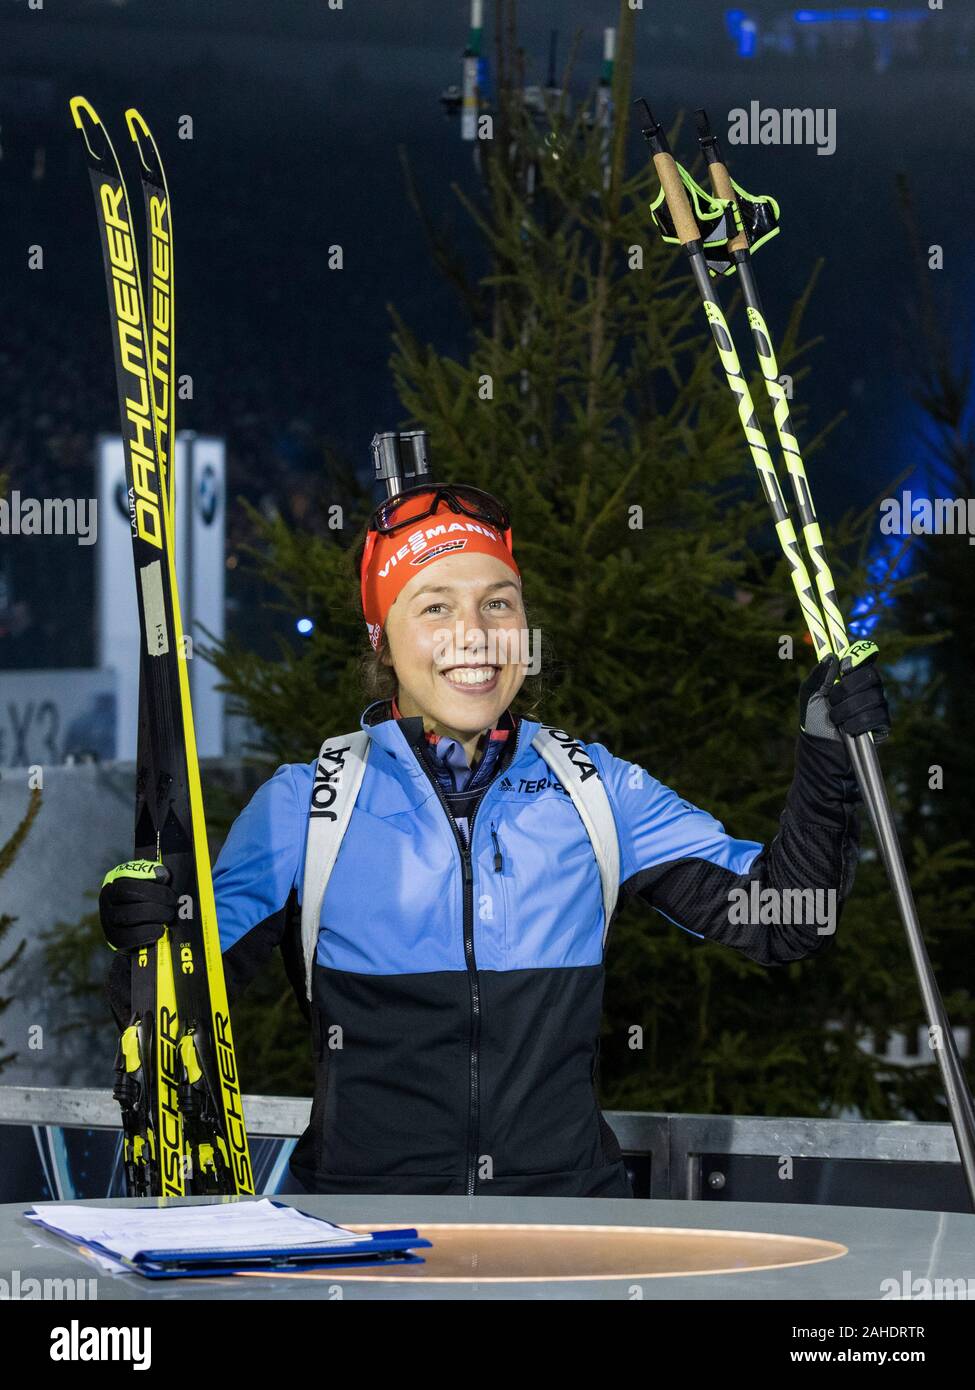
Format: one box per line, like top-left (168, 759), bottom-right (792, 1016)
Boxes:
top-left (350, 513), bottom-right (555, 721)
top-left (351, 528), bottom-right (398, 701)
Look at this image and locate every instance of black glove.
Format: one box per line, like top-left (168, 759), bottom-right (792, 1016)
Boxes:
top-left (99, 859), bottom-right (177, 952)
top-left (799, 641), bottom-right (891, 743)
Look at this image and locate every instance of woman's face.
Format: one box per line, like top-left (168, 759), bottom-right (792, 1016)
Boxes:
top-left (383, 552), bottom-right (529, 735)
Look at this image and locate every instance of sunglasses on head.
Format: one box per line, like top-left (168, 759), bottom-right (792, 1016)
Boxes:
top-left (369, 484), bottom-right (511, 537)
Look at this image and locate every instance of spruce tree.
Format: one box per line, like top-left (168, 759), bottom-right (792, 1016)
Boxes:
top-left (203, 2), bottom-right (973, 1121)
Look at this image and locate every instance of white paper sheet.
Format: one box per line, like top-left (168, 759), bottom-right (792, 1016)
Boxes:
top-left (25, 1198), bottom-right (365, 1261)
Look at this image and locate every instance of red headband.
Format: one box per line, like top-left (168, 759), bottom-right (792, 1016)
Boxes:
top-left (360, 491), bottom-right (520, 651)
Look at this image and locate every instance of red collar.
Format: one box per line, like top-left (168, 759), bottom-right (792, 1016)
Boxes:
top-left (390, 696), bottom-right (513, 747)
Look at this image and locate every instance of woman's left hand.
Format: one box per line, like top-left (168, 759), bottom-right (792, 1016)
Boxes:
top-left (799, 642), bottom-right (891, 743)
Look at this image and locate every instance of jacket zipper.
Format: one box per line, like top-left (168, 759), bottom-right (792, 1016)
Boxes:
top-left (461, 845), bottom-right (479, 1196)
top-left (413, 723), bottom-right (521, 1197)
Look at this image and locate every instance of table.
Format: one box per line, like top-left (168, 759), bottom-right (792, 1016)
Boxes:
top-left (6, 1194), bottom-right (974, 1300)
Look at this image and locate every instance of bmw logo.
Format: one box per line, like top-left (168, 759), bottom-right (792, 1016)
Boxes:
top-left (196, 463), bottom-right (219, 525)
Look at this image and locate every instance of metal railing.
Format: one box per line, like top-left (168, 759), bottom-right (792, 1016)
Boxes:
top-left (0, 1085), bottom-right (961, 1202)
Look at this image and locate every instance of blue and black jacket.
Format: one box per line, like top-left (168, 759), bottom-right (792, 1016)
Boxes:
top-left (120, 696), bottom-right (859, 1199)
top-left (155, 700), bottom-right (862, 1200)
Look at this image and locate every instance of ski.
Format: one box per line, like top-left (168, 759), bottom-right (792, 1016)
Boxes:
top-left (125, 109), bottom-right (176, 521)
top-left (70, 96), bottom-right (253, 1197)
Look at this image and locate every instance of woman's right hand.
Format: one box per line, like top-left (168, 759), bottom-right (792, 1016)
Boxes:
top-left (99, 860), bottom-right (178, 952)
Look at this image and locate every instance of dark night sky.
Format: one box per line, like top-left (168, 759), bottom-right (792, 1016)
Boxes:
top-left (1, 0), bottom-right (973, 660)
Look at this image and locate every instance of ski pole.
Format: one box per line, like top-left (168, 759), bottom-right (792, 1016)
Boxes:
top-left (687, 108), bottom-right (874, 818)
top-left (637, 100), bottom-right (874, 823)
top-left (638, 97), bottom-right (881, 810)
top-left (636, 99), bottom-right (975, 1209)
top-left (693, 109), bottom-right (853, 674)
top-left (688, 104), bottom-right (975, 1179)
top-left (635, 104), bottom-right (833, 658)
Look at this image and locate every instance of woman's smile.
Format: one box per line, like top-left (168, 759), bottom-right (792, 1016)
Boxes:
top-left (439, 664), bottom-right (501, 692)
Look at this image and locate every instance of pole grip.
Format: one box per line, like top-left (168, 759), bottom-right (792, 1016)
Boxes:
top-left (706, 158), bottom-right (750, 253)
top-left (654, 152), bottom-right (700, 245)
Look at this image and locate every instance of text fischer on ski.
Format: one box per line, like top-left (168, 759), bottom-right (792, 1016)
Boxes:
top-left (101, 482), bottom-right (891, 1199)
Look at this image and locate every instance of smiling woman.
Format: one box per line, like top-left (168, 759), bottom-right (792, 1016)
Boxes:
top-left (357, 484), bottom-right (529, 767)
top-left (102, 472), bottom-right (892, 1199)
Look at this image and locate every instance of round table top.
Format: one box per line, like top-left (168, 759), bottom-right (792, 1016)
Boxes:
top-left (6, 1193), bottom-right (974, 1300)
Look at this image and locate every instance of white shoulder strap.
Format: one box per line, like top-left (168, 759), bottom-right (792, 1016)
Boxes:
top-left (300, 723), bottom-right (622, 999)
top-left (532, 725), bottom-right (620, 946)
top-left (300, 730), bottom-right (371, 1000)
